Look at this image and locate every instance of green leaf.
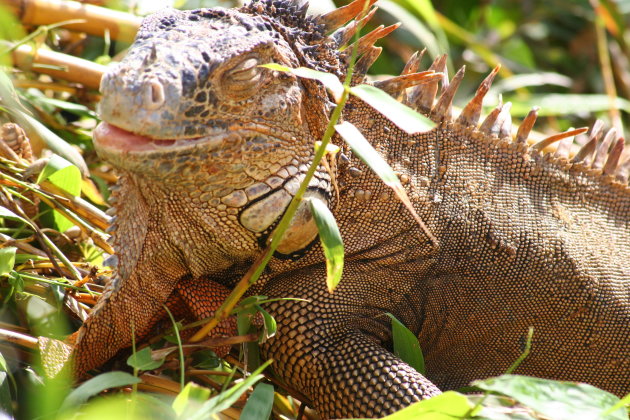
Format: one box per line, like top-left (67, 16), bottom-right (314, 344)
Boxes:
top-left (36, 155), bottom-right (81, 196)
top-left (260, 63), bottom-right (344, 102)
top-left (473, 375), bottom-right (628, 420)
top-left (256, 305), bottom-right (277, 341)
top-left (67, 393), bottom-right (174, 420)
top-left (378, 391), bottom-right (472, 420)
top-left (349, 84), bottom-right (435, 134)
top-left (126, 347), bottom-right (165, 371)
top-left (172, 382), bottom-right (211, 417)
top-left (36, 155), bottom-right (82, 231)
top-left (308, 197), bottom-right (344, 292)
top-left (241, 383), bottom-right (274, 420)
top-left (0, 247), bottom-right (16, 277)
top-left (188, 360), bottom-right (273, 420)
top-left (386, 313), bottom-right (425, 374)
top-left (60, 371), bottom-right (141, 411)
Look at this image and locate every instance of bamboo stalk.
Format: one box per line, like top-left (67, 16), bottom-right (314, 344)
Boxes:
top-left (6, 0), bottom-right (141, 43)
top-left (11, 43), bottom-right (106, 90)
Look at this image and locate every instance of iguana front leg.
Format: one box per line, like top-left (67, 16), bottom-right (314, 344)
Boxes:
top-left (72, 247), bottom-right (185, 376)
top-left (260, 266), bottom-right (441, 419)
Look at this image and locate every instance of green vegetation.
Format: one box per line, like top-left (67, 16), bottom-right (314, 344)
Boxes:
top-left (0, 0), bottom-right (628, 418)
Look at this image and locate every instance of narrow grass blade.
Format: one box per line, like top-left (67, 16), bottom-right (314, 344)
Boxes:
top-left (335, 121), bottom-right (438, 247)
top-left (386, 313), bottom-right (425, 374)
top-left (308, 197), bottom-right (344, 292)
top-left (350, 84), bottom-right (435, 134)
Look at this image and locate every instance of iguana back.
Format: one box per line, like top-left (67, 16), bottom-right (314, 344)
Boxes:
top-left (73, 0), bottom-right (630, 417)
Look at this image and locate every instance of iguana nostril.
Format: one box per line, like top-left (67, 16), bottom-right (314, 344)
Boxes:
top-left (143, 79), bottom-right (165, 110)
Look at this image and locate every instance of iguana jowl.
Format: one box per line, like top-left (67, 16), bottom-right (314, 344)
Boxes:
top-left (75, 0), bottom-right (630, 417)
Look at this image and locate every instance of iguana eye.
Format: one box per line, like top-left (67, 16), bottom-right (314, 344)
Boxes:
top-left (230, 58), bottom-right (260, 81)
top-left (224, 57), bottom-right (261, 95)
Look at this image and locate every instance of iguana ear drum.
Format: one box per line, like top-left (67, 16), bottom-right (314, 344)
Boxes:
top-left (239, 188), bottom-right (326, 255)
top-left (272, 190), bottom-right (325, 255)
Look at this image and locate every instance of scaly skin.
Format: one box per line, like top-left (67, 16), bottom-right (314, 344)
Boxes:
top-left (74, 1), bottom-right (630, 418)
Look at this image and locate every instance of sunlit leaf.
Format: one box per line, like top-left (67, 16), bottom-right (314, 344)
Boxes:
top-left (36, 154), bottom-right (82, 231)
top-left (260, 63), bottom-right (344, 102)
top-left (308, 197), bottom-right (344, 293)
top-left (172, 382), bottom-right (211, 417)
top-left (0, 247), bottom-right (16, 277)
top-left (473, 375), bottom-right (628, 420)
top-left (256, 305), bottom-right (277, 341)
top-left (60, 371), bottom-right (141, 411)
top-left (379, 391), bottom-right (473, 420)
top-left (386, 313), bottom-right (425, 374)
top-left (350, 84), bottom-right (435, 134)
top-left (67, 393), bottom-right (173, 420)
top-left (241, 383), bottom-right (274, 420)
top-left (37, 155), bottom-right (81, 196)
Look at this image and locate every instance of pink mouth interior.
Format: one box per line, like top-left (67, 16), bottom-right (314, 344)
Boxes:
top-left (93, 123), bottom-right (180, 152)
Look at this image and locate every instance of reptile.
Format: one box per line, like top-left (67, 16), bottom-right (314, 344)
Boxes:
top-left (71, 0), bottom-right (630, 418)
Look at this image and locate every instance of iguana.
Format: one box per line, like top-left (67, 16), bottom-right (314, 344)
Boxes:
top-left (72, 0), bottom-right (630, 417)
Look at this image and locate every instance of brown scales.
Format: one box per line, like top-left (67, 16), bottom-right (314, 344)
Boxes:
top-left (67, 0), bottom-right (630, 418)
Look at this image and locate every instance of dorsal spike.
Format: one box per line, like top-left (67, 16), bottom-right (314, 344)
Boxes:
top-left (514, 107), bottom-right (539, 144)
top-left (479, 101), bottom-right (504, 135)
top-left (410, 54), bottom-right (447, 113)
top-left (318, 0), bottom-right (378, 32)
top-left (554, 132), bottom-right (575, 158)
top-left (532, 127), bottom-right (588, 152)
top-left (330, 6), bottom-right (377, 47)
top-left (402, 50), bottom-right (424, 75)
top-left (592, 128), bottom-right (618, 170)
top-left (571, 120), bottom-right (604, 163)
top-left (603, 137), bottom-right (625, 175)
top-left (353, 46), bottom-right (382, 79)
top-left (456, 64), bottom-right (501, 127)
top-left (373, 71), bottom-right (441, 99)
top-left (356, 24), bottom-right (400, 57)
top-left (498, 104), bottom-right (513, 139)
top-left (432, 65), bottom-right (465, 121)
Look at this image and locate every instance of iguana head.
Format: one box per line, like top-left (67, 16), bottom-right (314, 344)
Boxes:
top-left (93, 0), bottom-right (374, 260)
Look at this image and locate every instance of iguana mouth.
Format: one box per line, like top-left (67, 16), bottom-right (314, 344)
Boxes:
top-left (93, 122), bottom-right (224, 153)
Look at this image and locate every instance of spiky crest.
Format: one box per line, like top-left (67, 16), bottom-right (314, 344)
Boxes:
top-left (240, 0), bottom-right (628, 189)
